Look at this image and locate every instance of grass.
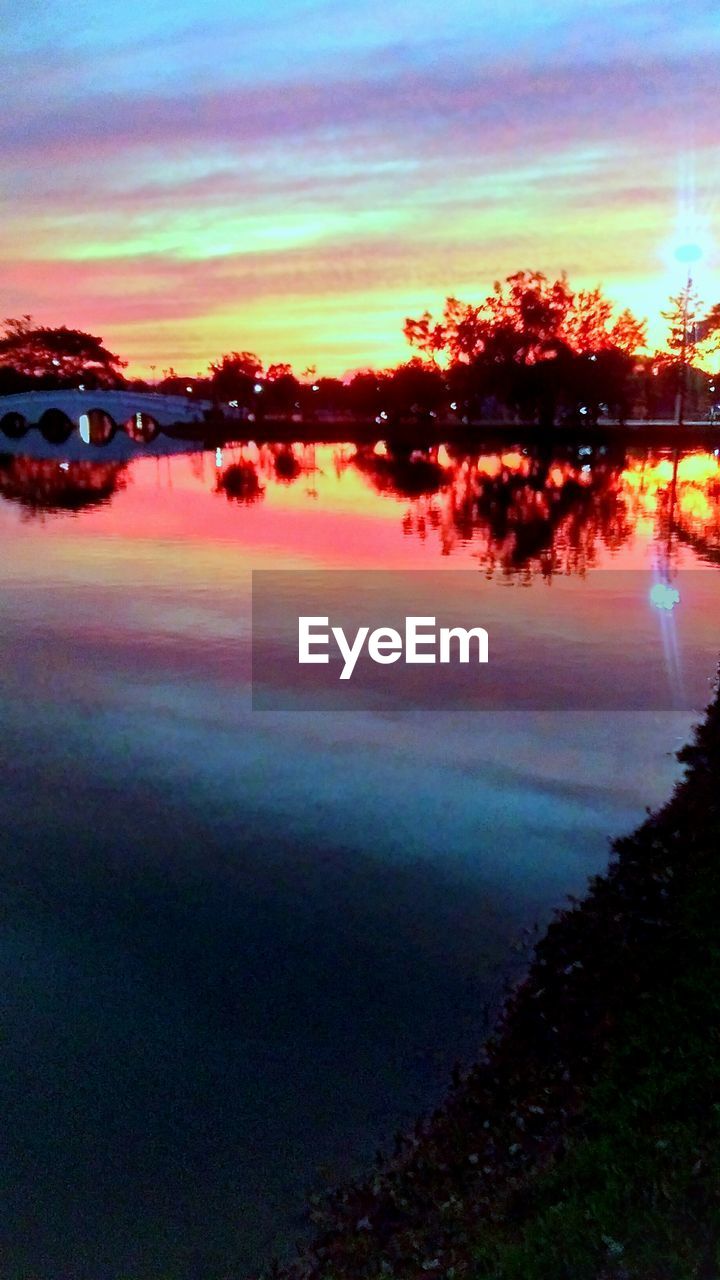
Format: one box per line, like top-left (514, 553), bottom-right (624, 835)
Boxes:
top-left (469, 836), bottom-right (720, 1279)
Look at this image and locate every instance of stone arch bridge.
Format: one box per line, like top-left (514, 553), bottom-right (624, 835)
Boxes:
top-left (0, 389), bottom-right (217, 445)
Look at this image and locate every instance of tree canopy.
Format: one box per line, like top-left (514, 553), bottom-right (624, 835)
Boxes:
top-left (0, 316), bottom-right (126, 386)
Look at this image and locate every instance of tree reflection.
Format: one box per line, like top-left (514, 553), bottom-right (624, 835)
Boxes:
top-left (215, 459), bottom-right (265, 504)
top-left (2, 433), bottom-right (718, 573)
top-left (435, 448), bottom-right (635, 577)
top-left (351, 444), bottom-right (720, 577)
top-left (0, 455), bottom-right (128, 516)
top-left (353, 444), bottom-right (450, 497)
top-left (621, 452), bottom-right (720, 569)
top-left (268, 447), bottom-right (300, 483)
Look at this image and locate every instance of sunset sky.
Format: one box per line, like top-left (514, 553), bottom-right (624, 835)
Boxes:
top-left (3, 0), bottom-right (718, 377)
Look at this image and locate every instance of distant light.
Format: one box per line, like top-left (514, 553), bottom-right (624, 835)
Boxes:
top-left (52, 359), bottom-right (61, 367)
top-left (78, 383), bottom-right (85, 391)
top-left (450, 401), bottom-right (458, 410)
top-left (579, 406), bottom-right (589, 415)
top-left (380, 411), bottom-right (388, 421)
top-left (59, 461), bottom-right (69, 472)
top-left (312, 384), bottom-right (319, 392)
top-left (675, 242), bottom-right (703, 265)
top-left (254, 383), bottom-right (263, 394)
top-left (578, 446), bottom-right (592, 456)
top-left (650, 582), bottom-right (680, 612)
top-left (186, 384), bottom-right (193, 393)
top-left (589, 354), bottom-right (597, 362)
top-left (581, 463), bottom-right (591, 473)
top-left (215, 448), bottom-right (223, 468)
top-left (228, 399), bottom-right (238, 408)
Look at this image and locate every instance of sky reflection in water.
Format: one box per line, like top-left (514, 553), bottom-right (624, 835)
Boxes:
top-left (0, 432), bottom-right (719, 1278)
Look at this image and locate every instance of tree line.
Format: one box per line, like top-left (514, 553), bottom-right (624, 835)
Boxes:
top-left (1, 271), bottom-right (719, 425)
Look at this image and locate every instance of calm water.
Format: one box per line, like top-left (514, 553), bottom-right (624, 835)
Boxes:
top-left (1, 431), bottom-right (719, 1278)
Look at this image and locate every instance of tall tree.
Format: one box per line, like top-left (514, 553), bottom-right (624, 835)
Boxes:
top-left (405, 274), bottom-right (646, 367)
top-left (662, 279), bottom-right (704, 365)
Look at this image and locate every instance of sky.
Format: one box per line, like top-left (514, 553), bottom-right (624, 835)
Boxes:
top-left (2, 0), bottom-right (719, 376)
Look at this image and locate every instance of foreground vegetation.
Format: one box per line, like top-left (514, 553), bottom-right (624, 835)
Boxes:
top-left (268, 683), bottom-right (720, 1279)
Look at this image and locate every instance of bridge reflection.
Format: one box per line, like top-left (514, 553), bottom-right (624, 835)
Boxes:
top-left (1, 432), bottom-right (718, 575)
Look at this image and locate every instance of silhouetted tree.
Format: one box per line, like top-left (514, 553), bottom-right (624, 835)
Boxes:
top-left (402, 312), bottom-right (448, 365)
top-left (662, 281), bottom-right (703, 365)
top-left (209, 351), bottom-right (263, 406)
top-left (0, 316), bottom-right (126, 387)
top-left (304, 377), bottom-right (347, 416)
top-left (386, 360), bottom-right (447, 420)
top-left (345, 371), bottom-right (389, 418)
top-left (404, 273), bottom-right (647, 425)
top-left (261, 364), bottom-right (302, 414)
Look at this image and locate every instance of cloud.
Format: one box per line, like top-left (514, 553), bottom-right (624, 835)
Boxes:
top-left (2, 52), bottom-right (716, 165)
top-left (1, 1), bottom-right (718, 374)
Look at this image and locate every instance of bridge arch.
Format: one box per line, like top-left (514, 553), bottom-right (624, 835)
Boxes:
top-left (0, 411), bottom-right (28, 439)
top-left (79, 409), bottom-right (116, 446)
top-left (39, 408), bottom-right (74, 445)
top-left (124, 411), bottom-right (160, 443)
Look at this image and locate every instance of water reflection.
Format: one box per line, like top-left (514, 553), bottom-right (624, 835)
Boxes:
top-left (346, 442), bottom-right (720, 577)
top-left (390, 447), bottom-right (630, 576)
top-left (2, 421), bottom-right (720, 576)
top-left (353, 443), bottom-right (450, 497)
top-left (0, 454), bottom-right (128, 516)
top-left (621, 453), bottom-right (720, 568)
top-left (352, 443), bottom-right (718, 581)
top-left (216, 459), bottom-right (265, 504)
top-left (1, 423), bottom-right (720, 1280)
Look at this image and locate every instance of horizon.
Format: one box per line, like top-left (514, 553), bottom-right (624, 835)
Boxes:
top-left (3, 1), bottom-right (719, 378)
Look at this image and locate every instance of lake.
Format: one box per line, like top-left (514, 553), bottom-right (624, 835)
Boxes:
top-left (1, 429), bottom-right (719, 1278)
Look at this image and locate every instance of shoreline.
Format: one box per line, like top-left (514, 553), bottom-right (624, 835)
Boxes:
top-left (267, 674), bottom-right (720, 1279)
top-left (165, 419), bottom-right (720, 452)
